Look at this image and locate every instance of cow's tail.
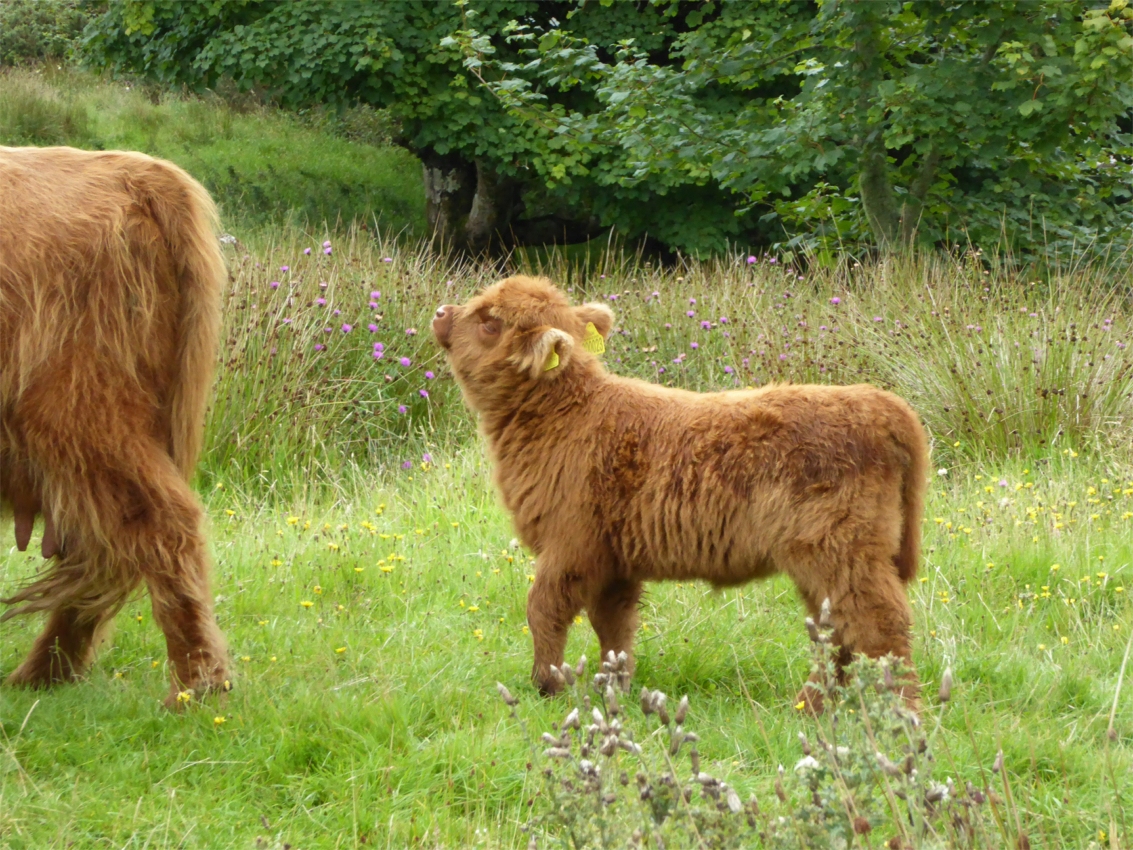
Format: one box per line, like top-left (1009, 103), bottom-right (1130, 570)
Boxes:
top-left (137, 159), bottom-right (225, 479)
top-left (894, 400), bottom-right (929, 583)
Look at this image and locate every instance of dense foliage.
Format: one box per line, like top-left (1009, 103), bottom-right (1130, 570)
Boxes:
top-left (0, 0), bottom-right (87, 66)
top-left (85, 1), bottom-right (1132, 258)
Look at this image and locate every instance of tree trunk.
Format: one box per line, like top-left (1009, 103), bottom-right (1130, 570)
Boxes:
top-left (421, 150), bottom-right (475, 251)
top-left (850, 7), bottom-right (902, 250)
top-left (421, 152), bottom-right (520, 255)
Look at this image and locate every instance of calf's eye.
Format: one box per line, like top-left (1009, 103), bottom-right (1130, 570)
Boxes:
top-left (481, 321), bottom-right (500, 336)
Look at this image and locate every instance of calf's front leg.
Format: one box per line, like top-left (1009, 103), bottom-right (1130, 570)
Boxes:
top-left (527, 566), bottom-right (584, 695)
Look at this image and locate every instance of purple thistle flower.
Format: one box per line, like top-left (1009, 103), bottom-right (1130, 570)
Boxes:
top-left (999, 479), bottom-right (1008, 487)
top-left (323, 240), bottom-right (332, 248)
top-left (382, 257), bottom-right (393, 263)
top-left (719, 316), bottom-right (728, 324)
top-left (689, 298), bottom-right (696, 305)
top-left (701, 320), bottom-right (712, 329)
top-left (398, 404), bottom-right (407, 414)
top-left (333, 309), bottom-right (341, 316)
top-left (304, 247), bottom-right (311, 255)
top-left (270, 281), bottom-right (280, 289)
top-left (422, 453), bottom-right (432, 463)
top-left (314, 343), bottom-right (325, 351)
top-left (280, 265), bottom-right (289, 272)
top-left (324, 327), bottom-right (332, 333)
top-left (282, 318), bottom-right (292, 324)
top-left (769, 258), bottom-right (777, 265)
top-left (746, 256), bottom-right (756, 264)
top-left (324, 246), bottom-right (332, 255)
top-left (341, 324), bottom-right (352, 333)
top-left (651, 291), bottom-right (660, 299)
top-left (419, 389), bottom-right (429, 398)
top-left (368, 323), bottom-right (379, 332)
top-left (779, 353), bottom-right (788, 360)
top-left (874, 316), bottom-right (883, 322)
top-left (686, 311), bottom-right (695, 318)
top-left (405, 328), bottom-right (417, 336)
top-left (372, 350), bottom-right (384, 360)
top-left (399, 357), bottom-right (411, 368)
top-left (316, 297), bottom-right (326, 306)
top-left (830, 297), bottom-right (841, 305)
top-left (690, 341), bottom-right (699, 350)
top-left (664, 323), bottom-right (671, 329)
top-left (724, 365), bottom-right (733, 374)
top-left (402, 460), bottom-right (412, 470)
top-left (425, 371), bottom-right (435, 379)
top-left (374, 341), bottom-right (385, 352)
top-left (369, 302), bottom-right (379, 309)
top-left (371, 291), bottom-right (381, 299)
top-left (319, 281), bottom-right (328, 289)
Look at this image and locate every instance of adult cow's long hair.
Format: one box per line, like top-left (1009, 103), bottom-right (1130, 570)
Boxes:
top-left (0, 146), bottom-right (230, 704)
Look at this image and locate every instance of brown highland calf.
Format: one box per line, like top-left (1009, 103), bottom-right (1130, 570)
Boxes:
top-left (0, 146), bottom-right (229, 705)
top-left (433, 275), bottom-right (929, 710)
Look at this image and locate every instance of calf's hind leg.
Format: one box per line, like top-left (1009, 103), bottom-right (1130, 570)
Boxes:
top-left (586, 578), bottom-right (642, 685)
top-left (796, 557), bottom-right (919, 713)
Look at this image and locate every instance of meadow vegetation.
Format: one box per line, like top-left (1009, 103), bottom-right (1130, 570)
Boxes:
top-left (1, 63), bottom-right (1133, 850)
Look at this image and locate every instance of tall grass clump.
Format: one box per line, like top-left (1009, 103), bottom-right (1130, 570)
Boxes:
top-left (0, 68), bottom-right (94, 146)
top-left (211, 233), bottom-right (1132, 498)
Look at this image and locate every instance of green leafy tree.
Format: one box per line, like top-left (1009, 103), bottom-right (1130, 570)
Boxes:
top-left (451, 0), bottom-right (1133, 258)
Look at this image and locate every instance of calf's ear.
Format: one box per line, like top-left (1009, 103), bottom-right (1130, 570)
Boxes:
top-left (575, 302), bottom-right (614, 339)
top-left (512, 326), bottom-right (575, 379)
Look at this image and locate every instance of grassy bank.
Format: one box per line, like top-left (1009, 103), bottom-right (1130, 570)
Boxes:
top-left (0, 66), bottom-right (425, 233)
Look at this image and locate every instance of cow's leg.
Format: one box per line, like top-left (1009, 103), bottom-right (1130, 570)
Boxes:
top-left (527, 566), bottom-right (584, 696)
top-left (6, 605), bottom-right (118, 686)
top-left (121, 446), bottom-right (229, 707)
top-left (586, 578), bottom-right (642, 686)
top-left (18, 394), bottom-right (228, 706)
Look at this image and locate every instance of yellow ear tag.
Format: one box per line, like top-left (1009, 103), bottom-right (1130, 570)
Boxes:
top-left (581, 322), bottom-right (606, 355)
top-left (543, 349), bottom-right (560, 372)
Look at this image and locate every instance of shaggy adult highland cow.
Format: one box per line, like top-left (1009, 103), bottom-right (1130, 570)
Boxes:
top-left (433, 275), bottom-right (929, 710)
top-left (0, 146), bottom-right (229, 705)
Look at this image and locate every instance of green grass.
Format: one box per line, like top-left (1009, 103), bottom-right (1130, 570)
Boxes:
top-left (1, 453), bottom-right (1131, 848)
top-left (0, 66), bottom-right (425, 234)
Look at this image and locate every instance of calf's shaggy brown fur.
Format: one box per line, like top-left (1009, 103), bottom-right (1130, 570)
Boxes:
top-left (434, 275), bottom-right (928, 709)
top-left (0, 146), bottom-right (229, 705)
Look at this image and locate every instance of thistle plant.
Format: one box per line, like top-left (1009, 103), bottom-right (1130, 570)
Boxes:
top-left (764, 606), bottom-right (1007, 850)
top-left (497, 652), bottom-right (759, 850)
top-left (499, 615), bottom-right (1024, 850)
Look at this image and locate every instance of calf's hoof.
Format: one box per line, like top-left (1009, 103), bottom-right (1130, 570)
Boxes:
top-left (795, 682), bottom-right (826, 716)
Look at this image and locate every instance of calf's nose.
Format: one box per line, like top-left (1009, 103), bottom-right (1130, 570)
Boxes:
top-left (432, 304), bottom-right (456, 347)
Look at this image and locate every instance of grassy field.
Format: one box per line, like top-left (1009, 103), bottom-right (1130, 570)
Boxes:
top-left (2, 62), bottom-right (1133, 850)
top-left (2, 231), bottom-right (1132, 847)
